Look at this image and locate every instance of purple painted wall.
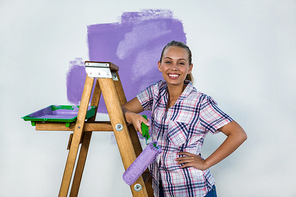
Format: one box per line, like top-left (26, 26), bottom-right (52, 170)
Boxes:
top-left (67, 10), bottom-right (187, 114)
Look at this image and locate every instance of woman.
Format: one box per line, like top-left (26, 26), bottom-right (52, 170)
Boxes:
top-left (122, 41), bottom-right (247, 197)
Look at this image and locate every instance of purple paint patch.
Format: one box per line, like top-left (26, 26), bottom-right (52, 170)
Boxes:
top-left (67, 58), bottom-right (87, 104)
top-left (67, 10), bottom-right (187, 115)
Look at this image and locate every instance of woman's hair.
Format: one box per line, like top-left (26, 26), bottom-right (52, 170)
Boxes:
top-left (159, 40), bottom-right (194, 83)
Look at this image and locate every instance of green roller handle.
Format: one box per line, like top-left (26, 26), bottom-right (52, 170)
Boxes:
top-left (141, 115), bottom-right (150, 144)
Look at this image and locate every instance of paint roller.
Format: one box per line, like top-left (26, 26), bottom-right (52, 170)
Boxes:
top-left (122, 116), bottom-right (162, 185)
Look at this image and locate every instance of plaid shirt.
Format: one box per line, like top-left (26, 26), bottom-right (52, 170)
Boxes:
top-left (137, 80), bottom-right (233, 197)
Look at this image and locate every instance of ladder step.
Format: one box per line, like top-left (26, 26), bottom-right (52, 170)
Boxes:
top-left (35, 121), bottom-right (113, 131)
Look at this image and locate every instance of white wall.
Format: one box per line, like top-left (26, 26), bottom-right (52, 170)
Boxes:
top-left (1, 0), bottom-right (295, 196)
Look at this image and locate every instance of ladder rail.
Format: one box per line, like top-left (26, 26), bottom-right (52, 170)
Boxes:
top-left (58, 76), bottom-right (95, 197)
top-left (69, 78), bottom-right (102, 197)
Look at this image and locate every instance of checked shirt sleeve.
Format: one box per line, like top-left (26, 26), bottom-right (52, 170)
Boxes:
top-left (199, 95), bottom-right (233, 134)
top-left (136, 82), bottom-right (158, 111)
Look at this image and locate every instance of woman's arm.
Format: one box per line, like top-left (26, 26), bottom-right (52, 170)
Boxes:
top-left (122, 97), bottom-right (150, 134)
top-left (176, 121), bottom-right (247, 170)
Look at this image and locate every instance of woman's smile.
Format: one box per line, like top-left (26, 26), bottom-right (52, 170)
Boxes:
top-left (168, 73), bottom-right (180, 79)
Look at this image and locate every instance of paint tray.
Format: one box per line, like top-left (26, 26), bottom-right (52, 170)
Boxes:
top-left (22, 105), bottom-right (96, 127)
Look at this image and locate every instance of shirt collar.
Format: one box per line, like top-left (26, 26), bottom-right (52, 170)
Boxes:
top-left (178, 80), bottom-right (194, 101)
top-left (161, 80), bottom-right (194, 101)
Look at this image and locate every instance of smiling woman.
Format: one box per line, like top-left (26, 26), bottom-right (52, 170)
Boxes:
top-left (159, 41), bottom-right (194, 85)
top-left (122, 40), bottom-right (247, 197)
top-left (158, 41), bottom-right (194, 108)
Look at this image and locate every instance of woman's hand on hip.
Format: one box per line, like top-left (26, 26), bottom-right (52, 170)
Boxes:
top-left (175, 152), bottom-right (208, 171)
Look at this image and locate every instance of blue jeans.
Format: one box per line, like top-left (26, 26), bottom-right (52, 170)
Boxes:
top-left (159, 183), bottom-right (217, 197)
top-left (205, 185), bottom-right (217, 197)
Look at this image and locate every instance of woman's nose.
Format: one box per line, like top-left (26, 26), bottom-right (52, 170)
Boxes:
top-left (171, 63), bottom-right (178, 70)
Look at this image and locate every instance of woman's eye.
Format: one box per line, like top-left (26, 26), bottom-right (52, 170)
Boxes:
top-left (179, 62), bottom-right (185, 65)
top-left (165, 61), bottom-right (171, 64)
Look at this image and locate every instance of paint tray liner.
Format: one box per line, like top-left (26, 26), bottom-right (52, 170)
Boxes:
top-left (22, 105), bottom-right (96, 127)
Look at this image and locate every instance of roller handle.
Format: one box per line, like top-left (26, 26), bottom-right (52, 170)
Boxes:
top-left (141, 115), bottom-right (150, 144)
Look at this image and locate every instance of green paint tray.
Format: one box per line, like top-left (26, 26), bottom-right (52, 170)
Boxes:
top-left (22, 105), bottom-right (96, 127)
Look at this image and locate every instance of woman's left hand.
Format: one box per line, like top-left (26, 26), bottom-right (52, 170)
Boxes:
top-left (176, 121), bottom-right (247, 171)
top-left (175, 152), bottom-right (208, 171)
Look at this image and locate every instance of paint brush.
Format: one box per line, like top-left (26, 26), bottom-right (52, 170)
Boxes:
top-left (141, 115), bottom-right (150, 145)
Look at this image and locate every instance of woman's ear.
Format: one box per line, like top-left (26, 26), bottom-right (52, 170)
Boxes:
top-left (188, 63), bottom-right (193, 74)
top-left (158, 61), bottom-right (162, 72)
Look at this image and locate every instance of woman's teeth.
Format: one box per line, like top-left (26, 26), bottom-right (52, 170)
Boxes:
top-left (169, 74), bottom-right (179, 77)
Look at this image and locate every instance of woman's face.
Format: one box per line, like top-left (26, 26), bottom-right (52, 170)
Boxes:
top-left (158, 46), bottom-right (193, 86)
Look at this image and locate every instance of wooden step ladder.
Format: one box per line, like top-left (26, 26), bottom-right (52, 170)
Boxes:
top-left (35, 61), bottom-right (153, 197)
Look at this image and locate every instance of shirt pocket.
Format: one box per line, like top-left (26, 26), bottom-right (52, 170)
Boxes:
top-left (167, 120), bottom-right (189, 147)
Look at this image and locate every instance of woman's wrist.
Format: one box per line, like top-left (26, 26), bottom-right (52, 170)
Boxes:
top-left (203, 158), bottom-right (212, 170)
top-left (124, 110), bottom-right (135, 124)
